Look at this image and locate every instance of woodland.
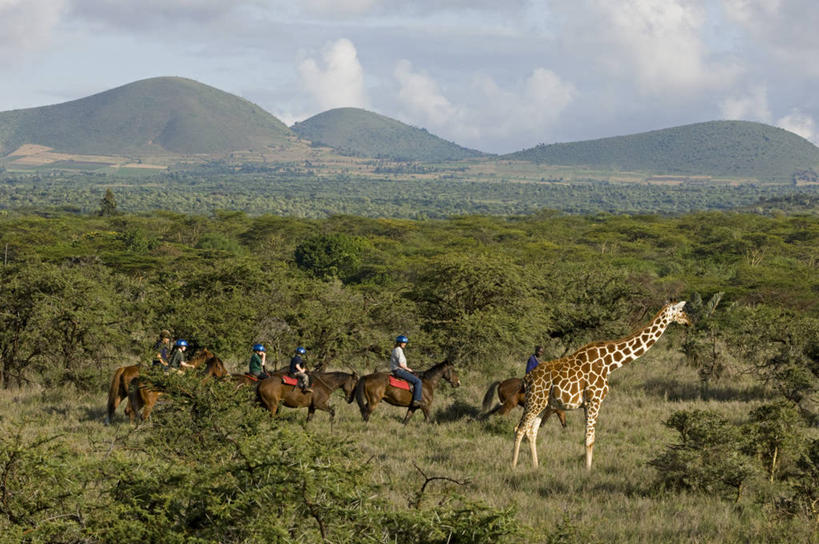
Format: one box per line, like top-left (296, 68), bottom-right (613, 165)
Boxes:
top-left (2, 169), bottom-right (819, 218)
top-left (0, 198), bottom-right (818, 543)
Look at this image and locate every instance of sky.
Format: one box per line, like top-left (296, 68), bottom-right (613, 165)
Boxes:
top-left (1, 0), bottom-right (817, 154)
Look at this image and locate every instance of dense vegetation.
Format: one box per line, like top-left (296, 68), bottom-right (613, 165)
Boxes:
top-left (508, 121), bottom-right (819, 183)
top-left (0, 77), bottom-right (294, 156)
top-left (0, 206), bottom-right (817, 541)
top-left (3, 170), bottom-right (819, 218)
top-left (291, 107), bottom-right (484, 161)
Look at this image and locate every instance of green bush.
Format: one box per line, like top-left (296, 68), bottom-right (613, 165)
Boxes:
top-left (650, 410), bottom-right (758, 502)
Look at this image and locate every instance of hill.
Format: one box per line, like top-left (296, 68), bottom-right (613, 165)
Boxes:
top-left (291, 107), bottom-right (484, 162)
top-left (0, 77), bottom-right (294, 156)
top-left (506, 120), bottom-right (819, 183)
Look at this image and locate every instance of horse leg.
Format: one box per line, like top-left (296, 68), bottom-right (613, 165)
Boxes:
top-left (402, 406), bottom-right (417, 425)
top-left (554, 409), bottom-right (567, 429)
top-left (362, 392), bottom-right (380, 422)
top-left (307, 405), bottom-right (315, 422)
top-left (498, 397), bottom-right (518, 416)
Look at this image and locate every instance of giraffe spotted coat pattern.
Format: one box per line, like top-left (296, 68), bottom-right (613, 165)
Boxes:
top-left (512, 301), bottom-right (692, 470)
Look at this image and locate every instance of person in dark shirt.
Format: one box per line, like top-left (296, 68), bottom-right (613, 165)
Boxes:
top-left (249, 343), bottom-right (269, 379)
top-left (152, 329), bottom-right (172, 371)
top-left (169, 339), bottom-right (193, 372)
top-left (525, 345), bottom-right (544, 374)
top-left (289, 346), bottom-right (312, 393)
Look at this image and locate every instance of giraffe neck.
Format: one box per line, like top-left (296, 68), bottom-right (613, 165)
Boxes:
top-left (602, 309), bottom-right (673, 373)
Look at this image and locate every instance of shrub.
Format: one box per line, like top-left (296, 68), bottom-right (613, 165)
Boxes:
top-left (650, 410), bottom-right (758, 502)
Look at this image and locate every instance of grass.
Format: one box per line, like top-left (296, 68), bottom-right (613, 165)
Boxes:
top-left (2, 347), bottom-right (816, 543)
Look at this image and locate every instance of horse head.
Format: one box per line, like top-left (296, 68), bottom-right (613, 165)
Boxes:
top-left (188, 348), bottom-right (214, 368)
top-left (443, 360), bottom-right (460, 388)
top-left (203, 355), bottom-right (228, 378)
top-left (343, 371), bottom-right (360, 404)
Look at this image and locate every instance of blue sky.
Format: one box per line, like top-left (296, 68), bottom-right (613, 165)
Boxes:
top-left (2, 0), bottom-right (817, 153)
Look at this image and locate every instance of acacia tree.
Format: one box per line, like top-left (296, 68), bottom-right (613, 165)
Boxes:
top-left (0, 261), bottom-right (131, 389)
top-left (98, 188), bottom-right (118, 216)
top-left (411, 253), bottom-right (539, 366)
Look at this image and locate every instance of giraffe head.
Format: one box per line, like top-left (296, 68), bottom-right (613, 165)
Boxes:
top-left (665, 301), bottom-right (692, 327)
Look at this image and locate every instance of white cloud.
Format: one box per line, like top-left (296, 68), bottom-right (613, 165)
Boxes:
top-left (68, 0), bottom-right (244, 27)
top-left (719, 86), bottom-right (771, 121)
top-left (394, 60), bottom-right (457, 125)
top-left (723, 0), bottom-right (819, 77)
top-left (777, 110), bottom-right (817, 143)
top-left (0, 0), bottom-right (66, 62)
top-left (393, 61), bottom-right (574, 151)
top-left (303, 0), bottom-right (381, 16)
top-left (554, 0), bottom-right (738, 96)
top-left (298, 38), bottom-right (369, 110)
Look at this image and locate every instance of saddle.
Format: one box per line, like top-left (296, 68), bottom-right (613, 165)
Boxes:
top-left (281, 375), bottom-right (299, 386)
top-left (388, 375), bottom-right (412, 391)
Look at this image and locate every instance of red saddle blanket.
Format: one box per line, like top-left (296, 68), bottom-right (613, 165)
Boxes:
top-left (281, 375), bottom-right (299, 386)
top-left (388, 376), bottom-right (412, 391)
top-left (243, 373), bottom-right (260, 382)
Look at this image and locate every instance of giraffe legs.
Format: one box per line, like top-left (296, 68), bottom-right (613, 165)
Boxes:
top-left (512, 411), bottom-right (543, 468)
top-left (584, 400), bottom-right (602, 470)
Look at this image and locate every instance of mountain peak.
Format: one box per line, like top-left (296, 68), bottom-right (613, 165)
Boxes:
top-left (0, 77), bottom-right (293, 156)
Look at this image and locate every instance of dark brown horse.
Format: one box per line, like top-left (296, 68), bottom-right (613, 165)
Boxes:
top-left (481, 377), bottom-right (566, 428)
top-left (127, 353), bottom-right (228, 424)
top-left (231, 368), bottom-right (289, 387)
top-left (105, 348), bottom-right (214, 424)
top-left (355, 360), bottom-right (460, 424)
top-left (256, 370), bottom-right (359, 421)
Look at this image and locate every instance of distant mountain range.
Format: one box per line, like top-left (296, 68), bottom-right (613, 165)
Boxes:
top-left (506, 121), bottom-right (819, 182)
top-left (292, 107), bottom-right (483, 161)
top-left (1, 77), bottom-right (817, 182)
top-left (0, 77), bottom-right (293, 156)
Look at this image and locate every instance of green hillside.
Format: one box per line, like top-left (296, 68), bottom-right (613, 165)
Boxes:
top-left (291, 107), bottom-right (484, 161)
top-left (507, 121), bottom-right (819, 183)
top-left (0, 77), bottom-right (294, 156)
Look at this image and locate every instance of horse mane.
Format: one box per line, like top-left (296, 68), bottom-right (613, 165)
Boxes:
top-left (419, 359), bottom-right (452, 379)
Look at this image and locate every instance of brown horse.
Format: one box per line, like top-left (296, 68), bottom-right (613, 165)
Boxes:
top-left (481, 377), bottom-right (566, 428)
top-left (127, 353), bottom-right (228, 424)
top-left (355, 360), bottom-right (460, 424)
top-left (256, 370), bottom-right (359, 421)
top-left (105, 348), bottom-right (214, 424)
top-left (231, 368), bottom-right (289, 387)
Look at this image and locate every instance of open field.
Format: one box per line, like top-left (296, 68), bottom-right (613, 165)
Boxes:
top-left (2, 347), bottom-right (816, 543)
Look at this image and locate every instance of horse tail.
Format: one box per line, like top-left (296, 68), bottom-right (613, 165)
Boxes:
top-left (105, 366), bottom-right (126, 425)
top-left (354, 377), bottom-right (367, 416)
top-left (481, 381), bottom-right (501, 414)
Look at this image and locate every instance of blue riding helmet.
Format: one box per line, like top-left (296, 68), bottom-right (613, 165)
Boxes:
top-left (252, 343), bottom-right (265, 352)
top-left (395, 335), bottom-right (409, 344)
top-left (296, 346), bottom-right (306, 355)
top-left (175, 339), bottom-right (188, 347)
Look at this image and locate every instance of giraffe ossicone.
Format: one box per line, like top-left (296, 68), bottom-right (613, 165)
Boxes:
top-left (512, 301), bottom-right (692, 470)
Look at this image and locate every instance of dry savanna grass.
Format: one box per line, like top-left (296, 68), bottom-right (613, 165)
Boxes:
top-left (1, 345), bottom-right (815, 543)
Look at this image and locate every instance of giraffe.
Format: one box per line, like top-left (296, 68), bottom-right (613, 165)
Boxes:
top-left (512, 301), bottom-right (691, 470)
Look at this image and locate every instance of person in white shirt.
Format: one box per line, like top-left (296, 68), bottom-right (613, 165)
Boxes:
top-left (390, 335), bottom-right (424, 408)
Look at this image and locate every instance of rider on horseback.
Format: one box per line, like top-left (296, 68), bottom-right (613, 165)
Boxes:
top-left (289, 346), bottom-right (312, 393)
top-left (390, 335), bottom-right (425, 409)
top-left (249, 343), bottom-right (269, 380)
top-left (526, 345), bottom-right (544, 374)
top-left (152, 329), bottom-right (172, 371)
top-left (169, 339), bottom-right (193, 372)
